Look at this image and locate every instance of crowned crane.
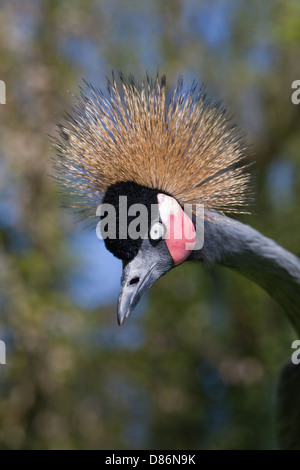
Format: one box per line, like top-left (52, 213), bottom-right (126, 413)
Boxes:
top-left (53, 75), bottom-right (300, 449)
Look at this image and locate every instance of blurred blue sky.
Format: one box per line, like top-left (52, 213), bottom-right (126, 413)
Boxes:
top-left (68, 231), bottom-right (121, 308)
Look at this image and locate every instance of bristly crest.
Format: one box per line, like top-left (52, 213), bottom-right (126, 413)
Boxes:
top-left (52, 74), bottom-right (252, 222)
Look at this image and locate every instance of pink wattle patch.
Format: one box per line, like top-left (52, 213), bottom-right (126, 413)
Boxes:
top-left (157, 194), bottom-right (196, 265)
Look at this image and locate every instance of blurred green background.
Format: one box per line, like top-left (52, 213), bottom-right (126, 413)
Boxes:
top-left (0, 0), bottom-right (300, 450)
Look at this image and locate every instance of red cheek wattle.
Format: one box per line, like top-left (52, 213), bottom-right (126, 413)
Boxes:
top-left (157, 194), bottom-right (196, 265)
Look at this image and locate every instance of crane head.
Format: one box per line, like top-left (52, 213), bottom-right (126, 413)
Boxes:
top-left (101, 181), bottom-right (197, 324)
top-left (52, 74), bottom-right (252, 324)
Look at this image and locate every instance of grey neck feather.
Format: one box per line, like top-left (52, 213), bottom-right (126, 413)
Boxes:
top-left (191, 215), bottom-right (300, 335)
top-left (190, 215), bottom-right (300, 449)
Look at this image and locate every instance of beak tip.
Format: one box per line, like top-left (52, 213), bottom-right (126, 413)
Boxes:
top-left (117, 256), bottom-right (163, 327)
top-left (117, 308), bottom-right (128, 326)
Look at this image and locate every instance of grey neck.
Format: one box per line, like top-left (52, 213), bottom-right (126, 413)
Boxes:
top-left (191, 216), bottom-right (300, 334)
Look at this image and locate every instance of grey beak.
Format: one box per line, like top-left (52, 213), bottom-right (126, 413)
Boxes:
top-left (117, 239), bottom-right (173, 325)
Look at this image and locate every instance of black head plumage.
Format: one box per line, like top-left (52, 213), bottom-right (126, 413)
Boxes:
top-left (101, 181), bottom-right (160, 261)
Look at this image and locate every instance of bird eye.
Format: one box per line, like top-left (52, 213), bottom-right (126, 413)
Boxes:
top-left (149, 221), bottom-right (166, 241)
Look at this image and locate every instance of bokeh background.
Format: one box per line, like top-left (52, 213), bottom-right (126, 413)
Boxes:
top-left (0, 0), bottom-right (300, 450)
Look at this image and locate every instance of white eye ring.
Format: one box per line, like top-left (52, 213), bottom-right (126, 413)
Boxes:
top-left (149, 221), bottom-right (166, 241)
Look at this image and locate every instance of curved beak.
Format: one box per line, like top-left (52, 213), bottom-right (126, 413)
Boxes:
top-left (117, 239), bottom-right (173, 325)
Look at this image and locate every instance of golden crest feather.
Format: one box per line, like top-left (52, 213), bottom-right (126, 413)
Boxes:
top-left (52, 74), bottom-right (252, 222)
